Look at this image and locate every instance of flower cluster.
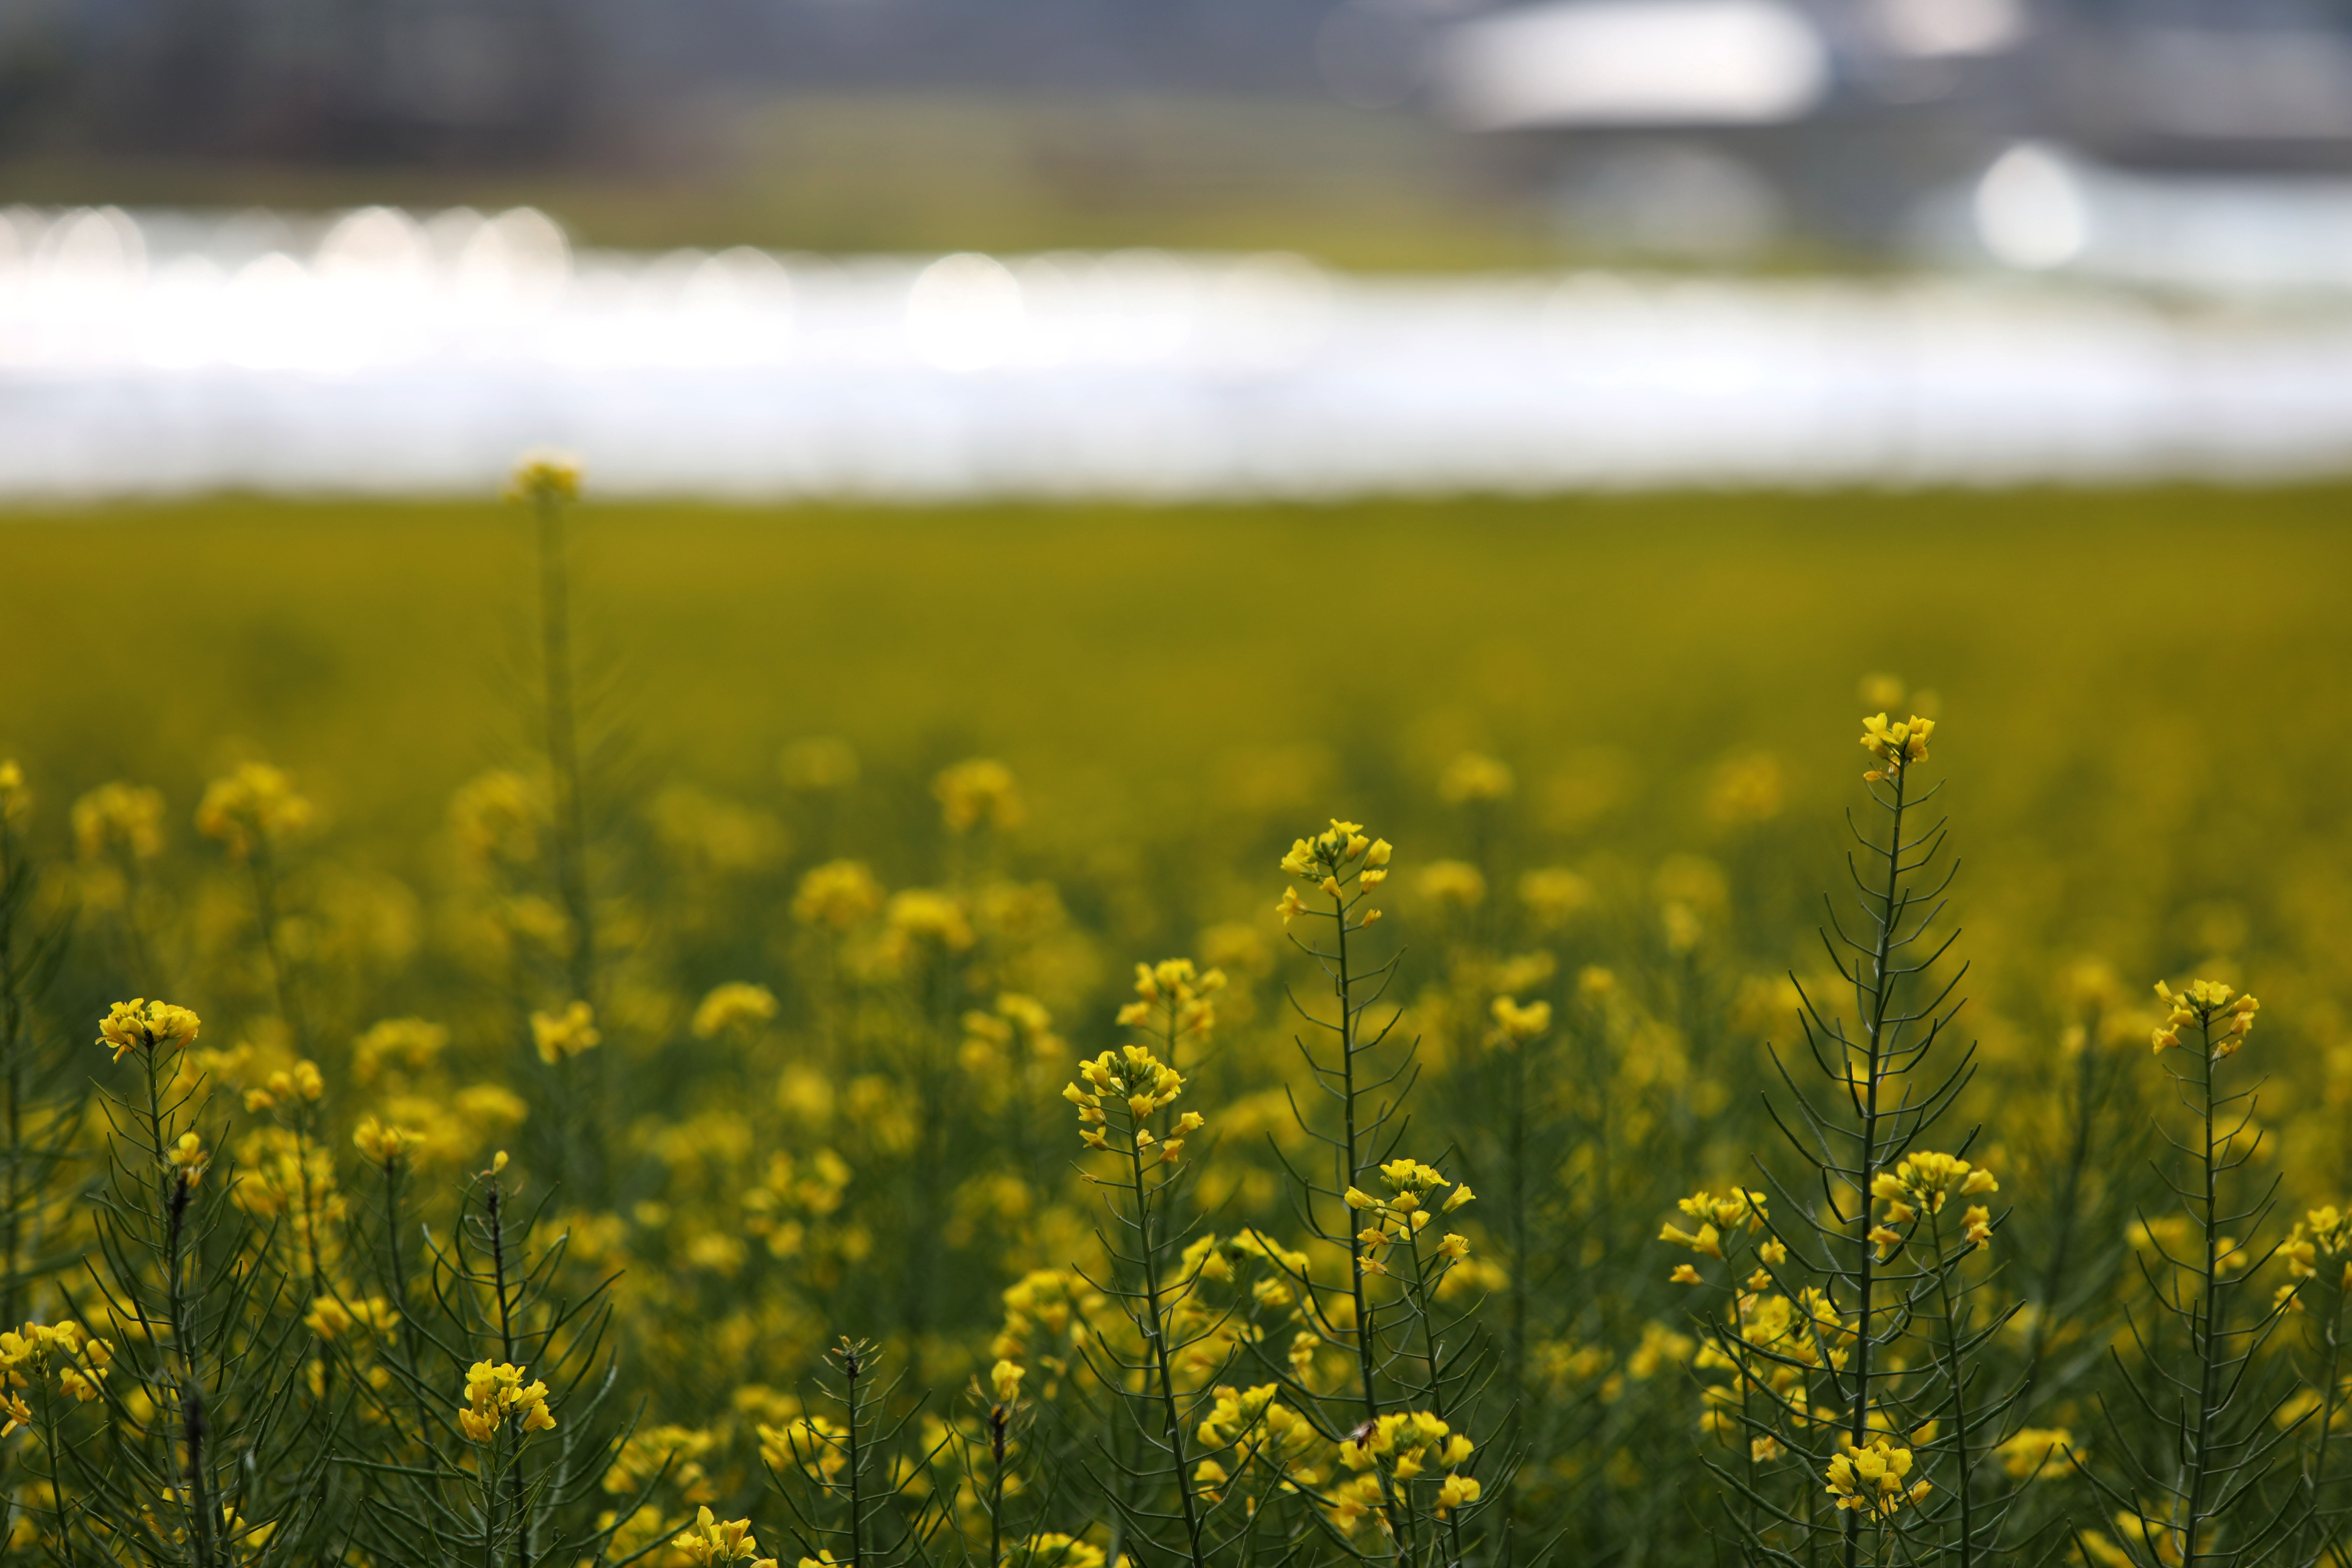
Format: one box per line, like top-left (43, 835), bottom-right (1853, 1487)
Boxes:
top-left (244, 1059), bottom-right (325, 1112)
top-left (1275, 819), bottom-right (1391, 927)
top-left (96, 998), bottom-right (202, 1064)
top-left (671, 1505), bottom-right (777, 1567)
top-left (71, 779), bottom-right (164, 862)
top-left (531, 1000), bottom-right (601, 1065)
top-left (1867, 1151), bottom-right (1998, 1259)
top-left (934, 758), bottom-right (1023, 833)
top-left (168, 1132), bottom-right (210, 1187)
top-left (304, 1294), bottom-right (400, 1341)
top-left (1063, 1045), bottom-right (1199, 1162)
top-left (1331, 1411), bottom-right (1479, 1530)
top-left (506, 448), bottom-right (583, 503)
top-left (1660, 1188), bottom-right (1773, 1276)
top-left (2279, 1205), bottom-right (2352, 1311)
top-left (458, 1361), bottom-right (556, 1444)
top-left (1489, 995), bottom-right (1552, 1043)
top-left (1825, 1437), bottom-right (1928, 1517)
top-left (2151, 979), bottom-right (2260, 1060)
top-left (352, 1114), bottom-right (428, 1168)
top-left (1343, 1157), bottom-right (1474, 1278)
top-left (1191, 1383), bottom-right (1326, 1500)
top-left (195, 761), bottom-right (315, 860)
top-left (1858, 713), bottom-right (1934, 783)
top-left (693, 982), bottom-right (779, 1039)
top-left (792, 859), bottom-right (884, 929)
top-left (1114, 958), bottom-right (1226, 1046)
top-left (757, 1415), bottom-right (848, 1483)
top-left (1996, 1426), bottom-right (2077, 1480)
top-left (0, 1320), bottom-right (112, 1432)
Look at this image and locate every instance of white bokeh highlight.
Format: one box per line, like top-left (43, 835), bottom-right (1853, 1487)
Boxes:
top-left (10, 203), bottom-right (2352, 498)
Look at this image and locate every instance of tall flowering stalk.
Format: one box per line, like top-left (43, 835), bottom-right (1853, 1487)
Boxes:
top-left (507, 453), bottom-right (596, 1012)
top-left (2076, 979), bottom-right (2304, 1568)
top-left (195, 761), bottom-right (316, 1054)
top-left (1664, 712), bottom-right (2031, 1568)
top-left (71, 998), bottom-right (334, 1566)
top-left (1063, 959), bottom-right (1220, 1568)
top-left (1227, 820), bottom-right (1494, 1561)
top-left (349, 1150), bottom-right (637, 1567)
top-left (766, 1337), bottom-right (950, 1568)
top-left (1272, 820), bottom-right (1402, 1428)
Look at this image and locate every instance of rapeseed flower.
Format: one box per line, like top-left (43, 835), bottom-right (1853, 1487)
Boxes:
top-left (671, 1505), bottom-right (776, 1567)
top-left (459, 1361), bottom-right (555, 1443)
top-left (1858, 713), bottom-right (1934, 783)
top-left (532, 1001), bottom-right (600, 1064)
top-left (1824, 1437), bottom-right (1927, 1517)
top-left (793, 859), bottom-right (884, 929)
top-left (195, 762), bottom-right (315, 860)
top-left (934, 758), bottom-right (1023, 833)
top-left (506, 448), bottom-right (583, 503)
top-left (97, 999), bottom-right (201, 1064)
top-left (2151, 979), bottom-right (2259, 1059)
top-left (693, 982), bottom-right (778, 1038)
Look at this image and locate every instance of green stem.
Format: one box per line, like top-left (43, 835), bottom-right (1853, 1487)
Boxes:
top-left (1928, 1207), bottom-right (1976, 1568)
top-left (534, 490), bottom-right (594, 1008)
top-left (1127, 1109), bottom-right (1207, 1568)
top-left (1848, 763), bottom-right (1909, 1568)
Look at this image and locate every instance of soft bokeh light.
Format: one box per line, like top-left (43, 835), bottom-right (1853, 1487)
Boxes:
top-left (12, 201), bottom-right (2352, 497)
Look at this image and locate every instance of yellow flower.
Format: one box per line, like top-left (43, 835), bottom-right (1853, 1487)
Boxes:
top-left (1018, 1534), bottom-right (1106, 1568)
top-left (671, 1505), bottom-right (772, 1566)
top-left (991, 1359), bottom-right (1025, 1404)
top-left (1439, 752), bottom-right (1515, 804)
top-left (97, 999), bottom-right (202, 1064)
top-left (1825, 1438), bottom-right (1926, 1517)
top-left (353, 1116), bottom-right (427, 1167)
top-left (459, 1361), bottom-right (556, 1443)
top-left (2149, 979), bottom-right (2260, 1060)
top-left (793, 860), bottom-right (884, 929)
top-left (1490, 996), bottom-right (1552, 1042)
top-left (1416, 860), bottom-right (1486, 908)
top-left (505, 448), bottom-right (583, 503)
top-left (305, 1295), bottom-right (398, 1341)
top-left (885, 889), bottom-right (975, 953)
top-left (1435, 1472), bottom-right (1482, 1516)
top-left (531, 1001), bottom-right (601, 1064)
top-left (1996, 1427), bottom-right (2074, 1479)
top-left (934, 758), bottom-right (1023, 833)
top-left (1670, 1263), bottom-right (1703, 1284)
top-left (167, 1133), bottom-right (209, 1187)
top-left (1858, 713), bottom-right (1936, 782)
top-left (195, 762), bottom-right (315, 861)
top-left (72, 780), bottom-right (165, 862)
top-left (693, 983), bottom-right (779, 1039)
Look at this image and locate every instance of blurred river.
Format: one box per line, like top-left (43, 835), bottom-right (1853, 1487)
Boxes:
top-left (7, 204), bottom-right (2352, 498)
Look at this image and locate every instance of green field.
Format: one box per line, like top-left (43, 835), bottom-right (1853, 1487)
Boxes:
top-left (2, 488), bottom-right (2349, 1567)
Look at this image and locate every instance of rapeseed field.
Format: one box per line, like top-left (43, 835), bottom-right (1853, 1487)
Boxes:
top-left (0, 476), bottom-right (2349, 1568)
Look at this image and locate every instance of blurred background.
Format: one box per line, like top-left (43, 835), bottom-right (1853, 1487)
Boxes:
top-left (13, 0), bottom-right (2352, 494)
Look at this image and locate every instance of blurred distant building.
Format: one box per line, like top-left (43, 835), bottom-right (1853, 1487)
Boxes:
top-left (14, 0), bottom-right (2352, 285)
top-left (1418, 0), bottom-right (2352, 278)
